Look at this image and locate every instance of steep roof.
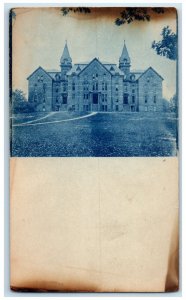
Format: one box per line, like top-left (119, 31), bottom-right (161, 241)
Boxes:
top-left (119, 41), bottom-right (131, 64)
top-left (47, 71), bottom-right (61, 80)
top-left (67, 58), bottom-right (124, 76)
top-left (138, 67), bottom-right (164, 81)
top-left (27, 66), bottom-right (53, 80)
top-left (60, 42), bottom-right (72, 64)
top-left (130, 70), bottom-right (144, 80)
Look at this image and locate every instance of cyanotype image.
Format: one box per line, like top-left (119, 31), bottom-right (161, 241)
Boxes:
top-left (10, 7), bottom-right (178, 157)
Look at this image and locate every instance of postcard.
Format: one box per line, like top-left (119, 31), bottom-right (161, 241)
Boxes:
top-left (10, 7), bottom-right (179, 292)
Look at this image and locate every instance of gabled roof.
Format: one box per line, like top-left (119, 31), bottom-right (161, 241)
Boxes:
top-left (76, 58), bottom-right (113, 76)
top-left (27, 66), bottom-right (53, 80)
top-left (47, 71), bottom-right (61, 80)
top-left (130, 70), bottom-right (144, 80)
top-left (104, 64), bottom-right (124, 76)
top-left (138, 67), bottom-right (164, 81)
top-left (66, 64), bottom-right (87, 76)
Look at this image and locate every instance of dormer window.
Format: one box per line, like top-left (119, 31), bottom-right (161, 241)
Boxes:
top-left (130, 74), bottom-right (135, 81)
top-left (76, 65), bottom-right (81, 71)
top-left (55, 74), bottom-right (60, 81)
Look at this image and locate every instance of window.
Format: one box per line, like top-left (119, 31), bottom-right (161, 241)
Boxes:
top-left (43, 83), bottom-right (47, 92)
top-left (84, 94), bottom-right (89, 100)
top-left (93, 81), bottom-right (98, 91)
top-left (72, 94), bottom-right (75, 100)
top-left (83, 82), bottom-right (89, 91)
top-left (56, 88), bottom-right (58, 93)
top-left (124, 84), bottom-right (127, 92)
top-left (132, 89), bottom-right (135, 94)
top-left (34, 94), bottom-right (37, 102)
top-left (115, 105), bottom-right (119, 111)
top-left (153, 95), bottom-right (157, 103)
top-left (132, 95), bottom-right (135, 103)
top-left (72, 82), bottom-right (75, 91)
top-left (115, 84), bottom-right (119, 91)
top-left (63, 95), bottom-right (67, 104)
top-left (123, 94), bottom-right (128, 104)
top-left (83, 105), bottom-right (89, 111)
top-left (145, 95), bottom-right (148, 103)
top-left (40, 75), bottom-right (43, 82)
top-left (145, 106), bottom-right (148, 112)
top-left (56, 97), bottom-right (59, 103)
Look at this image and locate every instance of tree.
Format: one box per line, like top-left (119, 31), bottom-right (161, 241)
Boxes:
top-left (60, 7), bottom-right (165, 25)
top-left (169, 94), bottom-right (178, 114)
top-left (11, 89), bottom-right (36, 114)
top-left (151, 26), bottom-right (177, 60)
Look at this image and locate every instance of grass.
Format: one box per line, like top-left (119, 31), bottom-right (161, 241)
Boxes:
top-left (11, 111), bottom-right (178, 157)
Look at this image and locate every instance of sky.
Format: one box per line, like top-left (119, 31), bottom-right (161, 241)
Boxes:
top-left (12, 7), bottom-right (177, 100)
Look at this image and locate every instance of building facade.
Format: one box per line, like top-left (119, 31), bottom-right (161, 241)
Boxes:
top-left (27, 42), bottom-right (163, 112)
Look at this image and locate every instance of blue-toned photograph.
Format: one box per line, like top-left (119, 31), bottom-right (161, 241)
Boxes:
top-left (10, 7), bottom-right (178, 157)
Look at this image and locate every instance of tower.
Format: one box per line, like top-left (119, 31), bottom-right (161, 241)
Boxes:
top-left (60, 41), bottom-right (72, 80)
top-left (119, 41), bottom-right (131, 77)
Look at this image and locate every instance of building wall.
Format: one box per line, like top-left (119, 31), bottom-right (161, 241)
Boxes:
top-left (69, 60), bottom-right (113, 112)
top-left (52, 79), bottom-right (68, 111)
top-left (28, 68), bottom-right (53, 112)
top-left (138, 69), bottom-right (163, 112)
top-left (28, 65), bottom-right (163, 113)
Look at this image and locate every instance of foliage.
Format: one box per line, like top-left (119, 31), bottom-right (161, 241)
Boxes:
top-left (11, 89), bottom-right (36, 114)
top-left (152, 26), bottom-right (177, 60)
top-left (115, 7), bottom-right (164, 26)
top-left (169, 94), bottom-right (178, 114)
top-left (162, 98), bottom-right (171, 112)
top-left (60, 7), bottom-right (165, 25)
top-left (61, 7), bottom-right (91, 16)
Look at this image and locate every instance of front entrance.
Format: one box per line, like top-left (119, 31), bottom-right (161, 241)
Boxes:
top-left (92, 93), bottom-right (99, 111)
top-left (93, 93), bottom-right (98, 104)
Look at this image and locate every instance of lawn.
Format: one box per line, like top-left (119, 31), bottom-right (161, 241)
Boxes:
top-left (11, 112), bottom-right (178, 157)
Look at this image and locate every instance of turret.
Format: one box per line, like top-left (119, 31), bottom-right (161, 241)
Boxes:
top-left (119, 41), bottom-right (131, 77)
top-left (60, 41), bottom-right (72, 79)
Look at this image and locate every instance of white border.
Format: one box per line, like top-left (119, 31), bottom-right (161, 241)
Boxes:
top-left (1, 1), bottom-right (185, 299)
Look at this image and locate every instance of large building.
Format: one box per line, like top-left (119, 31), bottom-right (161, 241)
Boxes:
top-left (27, 42), bottom-right (163, 112)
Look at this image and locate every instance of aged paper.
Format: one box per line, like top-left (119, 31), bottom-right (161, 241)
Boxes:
top-left (10, 157), bottom-right (178, 292)
top-left (10, 7), bottom-right (179, 292)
